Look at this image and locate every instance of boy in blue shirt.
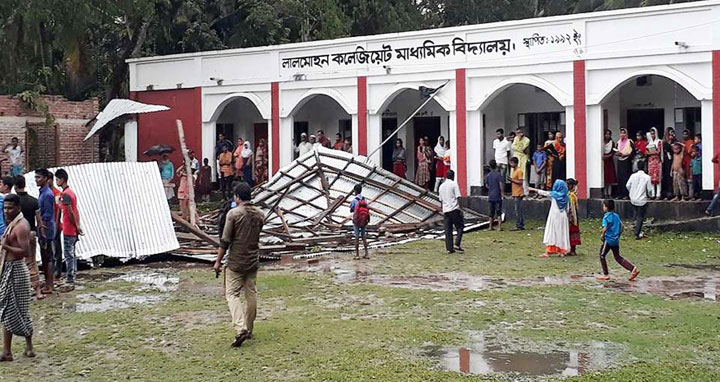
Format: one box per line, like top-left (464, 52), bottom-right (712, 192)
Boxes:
top-left (597, 199), bottom-right (639, 281)
top-left (532, 144), bottom-right (548, 192)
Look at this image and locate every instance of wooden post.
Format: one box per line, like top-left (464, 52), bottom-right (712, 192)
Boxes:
top-left (176, 120), bottom-right (197, 226)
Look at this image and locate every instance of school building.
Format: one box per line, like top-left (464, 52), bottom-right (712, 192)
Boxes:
top-left (125, 0), bottom-right (720, 199)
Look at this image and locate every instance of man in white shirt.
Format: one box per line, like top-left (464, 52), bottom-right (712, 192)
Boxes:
top-left (626, 160), bottom-right (654, 240)
top-left (438, 169), bottom-right (464, 254)
top-left (4, 137), bottom-right (24, 177)
top-left (492, 128), bottom-right (511, 180)
top-left (295, 133), bottom-right (313, 157)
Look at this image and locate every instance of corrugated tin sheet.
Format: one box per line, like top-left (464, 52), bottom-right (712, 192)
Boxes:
top-left (24, 162), bottom-right (179, 260)
top-left (84, 99), bottom-right (169, 141)
top-left (254, 147), bottom-right (484, 231)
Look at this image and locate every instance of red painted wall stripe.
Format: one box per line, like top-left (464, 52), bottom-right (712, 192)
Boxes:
top-left (573, 60), bottom-right (588, 200)
top-left (357, 76), bottom-right (368, 155)
top-left (455, 69), bottom-right (468, 196)
top-left (713, 51), bottom-right (720, 187)
top-left (271, 82), bottom-right (280, 175)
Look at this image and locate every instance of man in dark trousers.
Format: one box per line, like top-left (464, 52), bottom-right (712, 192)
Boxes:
top-left (14, 175), bottom-right (45, 298)
top-left (438, 169), bottom-right (464, 254)
top-left (213, 183), bottom-right (264, 348)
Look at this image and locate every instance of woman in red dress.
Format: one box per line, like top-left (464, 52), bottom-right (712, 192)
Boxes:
top-left (392, 139), bottom-right (407, 178)
top-left (433, 136), bottom-right (447, 192)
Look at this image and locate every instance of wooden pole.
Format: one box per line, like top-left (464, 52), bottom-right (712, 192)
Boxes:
top-left (176, 120), bottom-right (197, 226)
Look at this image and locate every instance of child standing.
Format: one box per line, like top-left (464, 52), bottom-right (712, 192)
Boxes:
top-left (597, 200), bottom-right (640, 281)
top-left (691, 148), bottom-right (702, 201)
top-left (532, 144), bottom-right (548, 193)
top-left (509, 157), bottom-right (525, 231)
top-left (670, 143), bottom-right (688, 201)
top-left (350, 184), bottom-right (369, 259)
top-left (566, 178), bottom-right (581, 256)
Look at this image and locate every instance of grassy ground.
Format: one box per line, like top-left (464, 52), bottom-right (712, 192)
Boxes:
top-left (1, 220), bottom-right (719, 381)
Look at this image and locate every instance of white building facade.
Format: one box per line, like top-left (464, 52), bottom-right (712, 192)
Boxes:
top-left (127, 1), bottom-right (720, 198)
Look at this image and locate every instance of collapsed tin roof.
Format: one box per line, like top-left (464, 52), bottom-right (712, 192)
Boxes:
top-left (253, 147), bottom-right (486, 237)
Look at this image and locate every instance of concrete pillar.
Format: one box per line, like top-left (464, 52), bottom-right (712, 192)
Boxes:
top-left (202, 121), bottom-right (216, 181)
top-left (124, 120), bottom-right (138, 162)
top-left (564, 106), bottom-right (576, 180)
top-left (466, 109), bottom-right (483, 191)
top-left (267, 118), bottom-right (275, 177)
top-left (279, 117), bottom-right (294, 168)
top-left (448, 110), bottom-right (458, 174)
top-left (702, 99), bottom-right (714, 190)
top-left (351, 113), bottom-right (359, 156)
top-left (367, 113), bottom-right (382, 165)
top-left (586, 104), bottom-right (604, 195)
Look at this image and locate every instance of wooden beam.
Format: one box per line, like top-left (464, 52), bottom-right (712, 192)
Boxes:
top-left (172, 211), bottom-right (220, 247)
top-left (176, 120), bottom-right (197, 226)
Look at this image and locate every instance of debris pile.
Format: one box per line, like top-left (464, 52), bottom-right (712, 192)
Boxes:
top-left (176, 148), bottom-right (488, 260)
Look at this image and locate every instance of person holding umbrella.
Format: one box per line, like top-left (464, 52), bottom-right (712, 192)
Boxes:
top-left (159, 154), bottom-right (175, 201)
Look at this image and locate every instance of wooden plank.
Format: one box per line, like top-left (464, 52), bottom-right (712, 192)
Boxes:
top-left (172, 211), bottom-right (220, 247)
top-left (176, 120), bottom-right (197, 226)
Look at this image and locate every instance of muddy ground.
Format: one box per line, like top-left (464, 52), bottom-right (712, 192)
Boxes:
top-left (0, 219), bottom-right (719, 381)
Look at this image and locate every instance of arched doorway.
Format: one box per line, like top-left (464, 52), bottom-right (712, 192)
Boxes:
top-left (599, 74), bottom-right (702, 196)
top-left (376, 88), bottom-right (450, 190)
top-left (479, 83), bottom-right (566, 190)
top-left (213, 96), bottom-right (267, 181)
top-left (289, 94), bottom-right (351, 157)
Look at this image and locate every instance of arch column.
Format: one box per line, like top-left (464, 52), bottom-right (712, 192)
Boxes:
top-left (586, 104), bottom-right (604, 196)
top-left (279, 116), bottom-right (294, 169)
top-left (202, 121), bottom-right (216, 181)
top-left (466, 109), bottom-right (483, 193)
top-left (351, 113), bottom-right (359, 155)
top-left (702, 99), bottom-right (714, 190)
top-left (367, 114), bottom-right (382, 165)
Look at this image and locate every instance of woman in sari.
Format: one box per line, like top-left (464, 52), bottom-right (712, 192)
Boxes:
top-left (240, 141), bottom-right (254, 187)
top-left (567, 178), bottom-right (581, 256)
top-left (544, 131), bottom-right (556, 189)
top-left (661, 128), bottom-right (676, 199)
top-left (603, 129), bottom-right (617, 198)
top-left (414, 137), bottom-right (432, 190)
top-left (646, 127), bottom-right (662, 199)
top-left (616, 128), bottom-right (634, 199)
top-left (392, 139), bottom-right (407, 179)
top-left (434, 136), bottom-right (447, 192)
top-left (552, 132), bottom-right (566, 182)
top-left (255, 139), bottom-right (268, 185)
top-left (529, 179), bottom-right (570, 257)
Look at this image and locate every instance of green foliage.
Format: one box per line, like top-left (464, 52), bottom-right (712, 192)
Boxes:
top-left (0, 0), bottom-right (699, 104)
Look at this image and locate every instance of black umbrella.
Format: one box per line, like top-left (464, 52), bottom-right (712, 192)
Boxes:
top-left (143, 144), bottom-right (175, 156)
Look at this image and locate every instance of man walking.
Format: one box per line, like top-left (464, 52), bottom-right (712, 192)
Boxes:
top-left (439, 169), bottom-right (464, 254)
top-left (0, 194), bottom-right (34, 361)
top-left (214, 183), bottom-right (264, 348)
top-left (55, 169), bottom-right (82, 291)
top-left (485, 160), bottom-right (505, 231)
top-left (3, 138), bottom-right (24, 177)
top-left (350, 184), bottom-right (370, 259)
top-left (32, 171), bottom-right (56, 293)
top-left (626, 160), bottom-right (653, 240)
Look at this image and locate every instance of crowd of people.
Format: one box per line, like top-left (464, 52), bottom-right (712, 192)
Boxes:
top-left (389, 136), bottom-right (451, 192)
top-left (603, 127), bottom-right (703, 201)
top-left (0, 167), bottom-right (82, 361)
top-left (295, 130), bottom-right (353, 158)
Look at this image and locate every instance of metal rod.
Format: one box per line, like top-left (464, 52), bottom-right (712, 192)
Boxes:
top-left (366, 80), bottom-right (450, 158)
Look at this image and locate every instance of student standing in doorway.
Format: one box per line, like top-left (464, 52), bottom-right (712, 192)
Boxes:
top-left (392, 139), bottom-right (407, 179)
top-left (439, 169), bottom-right (464, 254)
top-left (532, 144), bottom-right (548, 194)
top-left (333, 133), bottom-right (344, 150)
top-left (433, 136), bottom-right (447, 192)
top-left (218, 146), bottom-right (235, 200)
top-left (596, 200), bottom-right (640, 281)
top-left (616, 128), bottom-right (634, 199)
top-left (509, 158), bottom-right (525, 231)
top-left (492, 129), bottom-right (511, 181)
top-left (485, 160), bottom-right (504, 231)
top-left (670, 143), bottom-right (688, 201)
top-left (602, 129), bottom-right (617, 198)
top-left (646, 128), bottom-right (662, 199)
top-left (55, 169), bottom-right (82, 292)
top-left (415, 137), bottom-right (432, 190)
top-left (512, 128), bottom-right (530, 192)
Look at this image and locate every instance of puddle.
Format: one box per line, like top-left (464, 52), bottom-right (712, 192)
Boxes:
top-left (598, 276), bottom-right (719, 302)
top-left (423, 332), bottom-right (617, 378)
top-left (108, 271), bottom-right (179, 292)
top-left (665, 263), bottom-right (720, 272)
top-left (360, 273), bottom-right (507, 292)
top-left (75, 291), bottom-right (165, 313)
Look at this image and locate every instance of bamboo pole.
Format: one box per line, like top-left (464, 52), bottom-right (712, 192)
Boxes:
top-left (176, 120), bottom-right (197, 226)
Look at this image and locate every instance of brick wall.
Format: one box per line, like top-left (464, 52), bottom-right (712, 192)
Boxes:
top-left (0, 95), bottom-right (99, 173)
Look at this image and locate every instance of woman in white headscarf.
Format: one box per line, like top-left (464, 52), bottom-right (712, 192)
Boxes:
top-left (646, 127), bottom-right (662, 199)
top-left (433, 136), bottom-right (447, 192)
top-left (240, 141), bottom-right (254, 187)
